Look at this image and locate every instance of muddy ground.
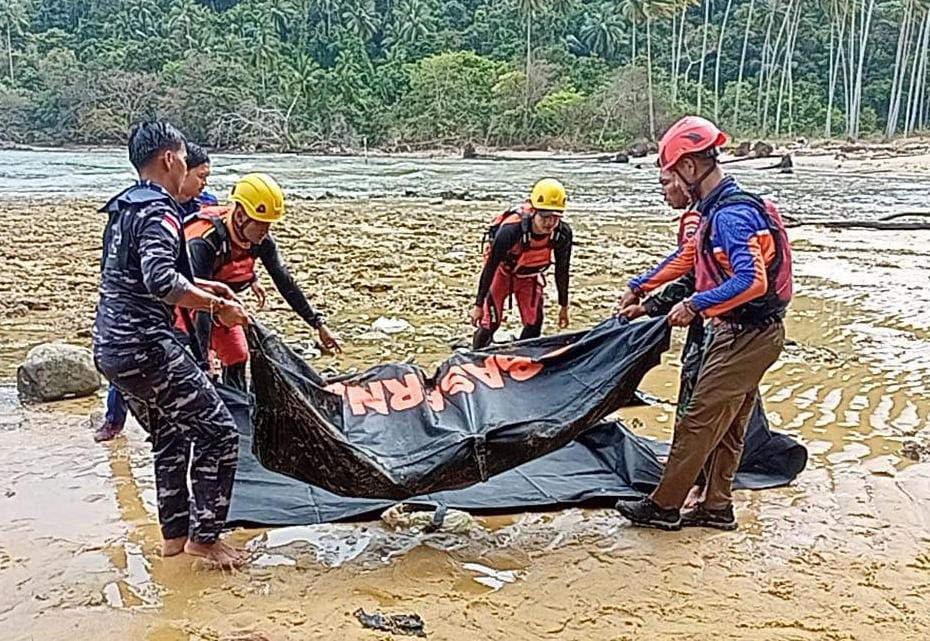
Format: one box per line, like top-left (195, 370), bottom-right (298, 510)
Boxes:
top-left (2, 195), bottom-right (930, 640)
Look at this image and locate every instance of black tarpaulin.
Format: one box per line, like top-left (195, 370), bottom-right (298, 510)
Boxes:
top-left (225, 317), bottom-right (807, 527)
top-left (224, 386), bottom-right (807, 527)
top-left (245, 317), bottom-right (671, 499)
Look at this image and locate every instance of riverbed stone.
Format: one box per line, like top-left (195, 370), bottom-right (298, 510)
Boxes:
top-left (629, 142), bottom-right (649, 158)
top-left (754, 141), bottom-right (774, 157)
top-left (16, 343), bottom-right (101, 403)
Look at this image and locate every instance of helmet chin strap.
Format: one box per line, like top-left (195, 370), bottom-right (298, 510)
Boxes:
top-left (227, 210), bottom-right (252, 248)
top-left (675, 161), bottom-right (717, 205)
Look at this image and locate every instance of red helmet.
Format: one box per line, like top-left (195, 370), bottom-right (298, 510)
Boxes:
top-left (658, 116), bottom-right (728, 170)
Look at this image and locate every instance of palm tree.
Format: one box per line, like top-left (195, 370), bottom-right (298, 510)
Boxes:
top-left (0, 0), bottom-right (28, 84)
top-left (579, 3), bottom-right (626, 59)
top-left (697, 0), bottom-right (712, 112)
top-left (313, 0), bottom-right (340, 38)
top-left (850, 0), bottom-right (876, 138)
top-left (515, 0), bottom-right (546, 131)
top-left (733, 0), bottom-right (755, 131)
top-left (342, 0), bottom-right (379, 42)
top-left (619, 0), bottom-right (640, 60)
top-left (904, 3), bottom-right (930, 134)
top-left (644, 0), bottom-right (677, 138)
top-left (671, 0), bottom-right (699, 103)
top-left (617, 0), bottom-right (673, 138)
top-left (774, 0), bottom-right (803, 135)
top-left (166, 0), bottom-right (202, 48)
top-left (755, 0), bottom-right (780, 124)
top-left (911, 2), bottom-right (930, 132)
top-left (386, 0), bottom-right (434, 47)
top-left (886, 0), bottom-right (915, 137)
top-left (822, 0), bottom-right (848, 137)
top-left (713, 0), bottom-right (733, 121)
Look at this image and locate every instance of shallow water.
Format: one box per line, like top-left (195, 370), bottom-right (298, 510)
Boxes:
top-left (0, 148), bottom-right (926, 219)
top-left (1, 152), bottom-right (930, 640)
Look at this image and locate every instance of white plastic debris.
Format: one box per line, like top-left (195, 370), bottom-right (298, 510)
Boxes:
top-left (372, 316), bottom-right (412, 334)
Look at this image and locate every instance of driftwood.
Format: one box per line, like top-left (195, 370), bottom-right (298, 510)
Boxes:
top-left (786, 211), bottom-right (930, 230)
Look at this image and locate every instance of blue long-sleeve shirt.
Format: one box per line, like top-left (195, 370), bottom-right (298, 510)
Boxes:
top-left (629, 178), bottom-right (776, 318)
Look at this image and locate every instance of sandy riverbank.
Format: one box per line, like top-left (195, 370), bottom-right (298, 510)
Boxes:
top-left (1, 188), bottom-right (930, 640)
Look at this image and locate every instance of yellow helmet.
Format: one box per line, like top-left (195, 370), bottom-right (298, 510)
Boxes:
top-left (530, 178), bottom-right (567, 213)
top-left (229, 173), bottom-right (285, 223)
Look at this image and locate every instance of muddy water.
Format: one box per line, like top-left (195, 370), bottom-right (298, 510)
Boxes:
top-left (2, 151), bottom-right (930, 640)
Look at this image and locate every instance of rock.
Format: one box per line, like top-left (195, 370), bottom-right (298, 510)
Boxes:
top-left (494, 329), bottom-right (519, 344)
top-left (612, 152), bottom-right (630, 164)
top-left (753, 141), bottom-right (774, 157)
top-left (733, 141), bottom-right (752, 157)
top-left (629, 142), bottom-right (649, 158)
top-left (777, 153), bottom-right (794, 174)
top-left (440, 189), bottom-right (469, 201)
top-left (902, 432), bottom-right (930, 462)
top-left (449, 336), bottom-right (472, 351)
top-left (381, 503), bottom-right (478, 534)
top-left (646, 141), bottom-right (659, 154)
top-left (462, 142), bottom-right (476, 159)
top-left (354, 608), bottom-right (426, 637)
top-left (289, 342), bottom-right (322, 360)
top-left (372, 316), bottom-right (412, 334)
top-left (17, 343), bottom-right (101, 403)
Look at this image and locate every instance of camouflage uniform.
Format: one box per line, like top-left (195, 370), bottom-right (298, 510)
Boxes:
top-left (93, 181), bottom-right (238, 544)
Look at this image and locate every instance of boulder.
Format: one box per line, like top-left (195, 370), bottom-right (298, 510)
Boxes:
top-left (462, 142), bottom-right (477, 159)
top-left (733, 141), bottom-right (752, 157)
top-left (646, 141), bottom-right (659, 154)
top-left (17, 343), bottom-right (101, 403)
top-left (612, 152), bottom-right (630, 164)
top-left (629, 142), bottom-right (649, 158)
top-left (753, 141), bottom-right (775, 157)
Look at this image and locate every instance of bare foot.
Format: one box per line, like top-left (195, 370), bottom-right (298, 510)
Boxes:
top-left (683, 485), bottom-right (705, 511)
top-left (217, 540), bottom-right (246, 561)
top-left (162, 536), bottom-right (187, 557)
top-left (184, 540), bottom-right (246, 569)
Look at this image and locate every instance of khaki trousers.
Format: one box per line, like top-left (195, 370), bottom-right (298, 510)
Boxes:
top-left (652, 321), bottom-right (785, 510)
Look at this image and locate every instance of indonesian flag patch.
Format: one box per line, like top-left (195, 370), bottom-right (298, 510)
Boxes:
top-left (160, 213), bottom-right (180, 238)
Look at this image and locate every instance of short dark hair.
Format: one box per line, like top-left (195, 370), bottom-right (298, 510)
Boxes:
top-left (128, 120), bottom-right (187, 172)
top-left (186, 142), bottom-right (211, 170)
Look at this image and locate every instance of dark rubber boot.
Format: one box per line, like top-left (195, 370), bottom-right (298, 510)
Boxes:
top-left (681, 504), bottom-right (738, 531)
top-left (222, 363), bottom-right (248, 392)
top-left (616, 497), bottom-right (682, 531)
top-left (519, 321), bottom-right (542, 341)
top-left (472, 328), bottom-right (495, 350)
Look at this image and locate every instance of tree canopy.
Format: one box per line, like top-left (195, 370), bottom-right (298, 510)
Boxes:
top-left (0, 0), bottom-right (927, 150)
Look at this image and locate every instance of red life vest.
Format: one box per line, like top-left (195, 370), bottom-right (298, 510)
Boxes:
top-left (483, 204), bottom-right (560, 277)
top-left (694, 192), bottom-right (793, 325)
top-left (185, 205), bottom-right (258, 289)
top-left (678, 210), bottom-right (701, 246)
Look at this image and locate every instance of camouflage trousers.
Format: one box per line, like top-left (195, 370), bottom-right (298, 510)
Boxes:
top-left (95, 337), bottom-right (239, 544)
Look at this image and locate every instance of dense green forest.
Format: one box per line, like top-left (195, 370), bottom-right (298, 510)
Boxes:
top-left (0, 0), bottom-right (928, 151)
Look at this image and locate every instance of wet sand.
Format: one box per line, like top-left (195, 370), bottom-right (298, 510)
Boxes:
top-left (2, 195), bottom-right (930, 640)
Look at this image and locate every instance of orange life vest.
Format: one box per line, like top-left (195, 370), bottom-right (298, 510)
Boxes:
top-left (483, 204), bottom-right (560, 277)
top-left (184, 205), bottom-right (258, 288)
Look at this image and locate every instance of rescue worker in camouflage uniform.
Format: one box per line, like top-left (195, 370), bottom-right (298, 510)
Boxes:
top-left (93, 120), bottom-right (249, 568)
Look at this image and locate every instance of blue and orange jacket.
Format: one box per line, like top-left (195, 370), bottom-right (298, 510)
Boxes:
top-left (630, 177), bottom-right (793, 324)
